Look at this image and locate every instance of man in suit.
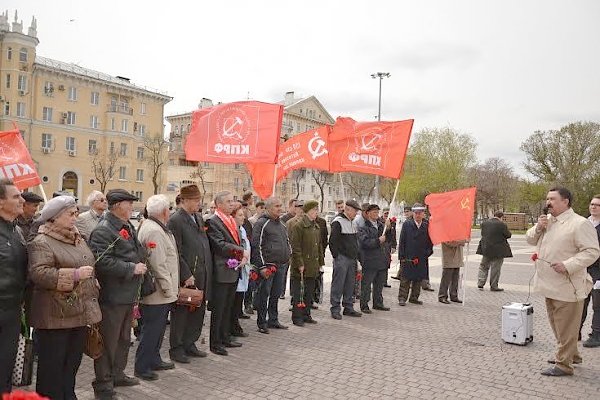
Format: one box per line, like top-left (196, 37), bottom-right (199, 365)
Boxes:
top-left (581, 194), bottom-right (600, 347)
top-left (76, 190), bottom-right (107, 241)
top-left (476, 211), bottom-right (513, 291)
top-left (167, 185), bottom-right (213, 363)
top-left (206, 191), bottom-right (246, 356)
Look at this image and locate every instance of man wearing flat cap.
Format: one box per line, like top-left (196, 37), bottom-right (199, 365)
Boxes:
top-left (284, 200), bottom-right (305, 300)
top-left (397, 203), bottom-right (433, 306)
top-left (89, 189), bottom-right (148, 399)
top-left (17, 191), bottom-right (44, 241)
top-left (289, 200), bottom-right (324, 326)
top-left (358, 204), bottom-right (391, 313)
top-left (329, 199), bottom-right (363, 320)
top-left (167, 184), bottom-right (213, 363)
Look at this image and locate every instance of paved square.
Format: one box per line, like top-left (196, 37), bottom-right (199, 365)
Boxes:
top-left (22, 234), bottom-right (600, 399)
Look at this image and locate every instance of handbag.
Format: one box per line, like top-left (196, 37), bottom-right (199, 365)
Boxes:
top-left (176, 286), bottom-right (204, 310)
top-left (84, 323), bottom-right (104, 360)
top-left (140, 269), bottom-right (157, 298)
top-left (11, 316), bottom-right (33, 387)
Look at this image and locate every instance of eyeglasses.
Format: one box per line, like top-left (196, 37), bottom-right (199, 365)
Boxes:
top-left (590, 203), bottom-right (600, 207)
top-left (96, 198), bottom-right (106, 203)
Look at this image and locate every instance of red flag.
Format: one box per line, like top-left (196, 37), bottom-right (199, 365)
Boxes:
top-left (328, 117), bottom-right (413, 178)
top-left (247, 125), bottom-right (331, 198)
top-left (0, 128), bottom-right (41, 190)
top-left (185, 101), bottom-right (283, 164)
top-left (425, 187), bottom-right (477, 245)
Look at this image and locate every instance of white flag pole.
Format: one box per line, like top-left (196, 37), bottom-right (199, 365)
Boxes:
top-left (462, 241), bottom-right (470, 307)
top-left (271, 164), bottom-right (278, 197)
top-left (383, 178), bottom-right (401, 235)
top-left (339, 173), bottom-right (346, 200)
top-left (37, 184), bottom-right (48, 203)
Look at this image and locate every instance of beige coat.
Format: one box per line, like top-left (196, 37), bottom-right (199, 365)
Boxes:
top-left (137, 218), bottom-right (179, 305)
top-left (526, 208), bottom-right (600, 302)
top-left (75, 209), bottom-right (102, 240)
top-left (27, 224), bottom-right (102, 329)
top-left (441, 240), bottom-right (467, 268)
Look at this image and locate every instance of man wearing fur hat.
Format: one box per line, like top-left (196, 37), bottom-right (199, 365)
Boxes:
top-left (289, 200), bottom-right (324, 326)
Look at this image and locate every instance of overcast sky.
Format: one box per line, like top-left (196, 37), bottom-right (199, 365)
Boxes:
top-left (8, 0), bottom-right (600, 176)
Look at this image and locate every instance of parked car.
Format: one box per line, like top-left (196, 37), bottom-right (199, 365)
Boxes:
top-left (325, 211), bottom-right (337, 224)
top-left (130, 210), bottom-right (142, 220)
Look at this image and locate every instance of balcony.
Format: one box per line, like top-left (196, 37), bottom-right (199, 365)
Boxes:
top-left (107, 104), bottom-right (133, 115)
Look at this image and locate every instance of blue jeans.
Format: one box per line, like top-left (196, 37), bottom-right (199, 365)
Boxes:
top-left (256, 263), bottom-right (286, 328)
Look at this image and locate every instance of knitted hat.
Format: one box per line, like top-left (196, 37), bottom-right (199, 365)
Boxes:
top-left (38, 195), bottom-right (77, 223)
top-left (303, 200), bottom-right (319, 213)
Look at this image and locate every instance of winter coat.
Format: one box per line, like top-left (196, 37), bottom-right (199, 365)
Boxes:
top-left (207, 214), bottom-right (245, 284)
top-left (290, 215), bottom-right (324, 279)
top-left (75, 209), bottom-right (102, 241)
top-left (250, 214), bottom-right (292, 268)
top-left (88, 212), bottom-right (145, 305)
top-left (329, 213), bottom-right (358, 260)
top-left (441, 241), bottom-right (467, 269)
top-left (476, 218), bottom-right (512, 259)
top-left (0, 217), bottom-right (27, 311)
top-left (398, 219), bottom-right (434, 281)
top-left (358, 220), bottom-right (388, 271)
top-left (27, 224), bottom-right (101, 329)
top-left (138, 218), bottom-right (179, 305)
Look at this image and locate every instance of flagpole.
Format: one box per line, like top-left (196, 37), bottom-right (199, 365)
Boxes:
top-left (382, 178), bottom-right (401, 235)
top-left (37, 185), bottom-right (48, 203)
top-left (339, 173), bottom-right (346, 200)
top-left (462, 241), bottom-right (470, 307)
top-left (271, 164), bottom-right (278, 197)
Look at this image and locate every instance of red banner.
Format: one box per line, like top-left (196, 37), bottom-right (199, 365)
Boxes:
top-left (247, 126), bottom-right (331, 199)
top-left (328, 117), bottom-right (413, 178)
top-left (184, 101), bottom-right (283, 164)
top-left (0, 128), bottom-right (41, 190)
top-left (425, 187), bottom-right (477, 245)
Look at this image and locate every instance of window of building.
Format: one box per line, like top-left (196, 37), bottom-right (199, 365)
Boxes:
top-left (91, 91), bottom-right (99, 105)
top-left (89, 139), bottom-right (97, 154)
top-left (180, 124), bottom-right (185, 134)
top-left (203, 162), bottom-right (210, 168)
top-left (311, 185), bottom-right (315, 193)
top-left (119, 166), bottom-right (126, 180)
top-left (234, 177), bottom-right (240, 190)
top-left (137, 147), bottom-right (144, 160)
top-left (3, 102), bottom-right (9, 116)
top-left (43, 81), bottom-right (54, 95)
top-left (234, 163), bottom-right (240, 170)
top-left (140, 102), bottom-right (146, 114)
top-left (110, 142), bottom-right (115, 154)
top-left (5, 74), bottom-right (10, 89)
top-left (42, 133), bottom-right (52, 149)
top-left (19, 48), bottom-right (27, 62)
top-left (300, 186), bottom-right (305, 193)
top-left (136, 169), bottom-right (144, 182)
top-left (68, 87), bottom-right (77, 101)
top-left (17, 75), bottom-right (26, 91)
top-left (42, 107), bottom-right (52, 122)
top-left (296, 122), bottom-right (301, 132)
top-left (281, 182), bottom-right (287, 193)
top-left (187, 123), bottom-right (190, 132)
top-left (90, 115), bottom-right (99, 129)
top-left (66, 111), bottom-right (76, 125)
top-left (65, 137), bottom-right (75, 151)
top-left (110, 117), bottom-right (116, 131)
top-left (134, 191), bottom-right (143, 201)
top-left (138, 124), bottom-right (146, 136)
top-left (16, 102), bottom-right (25, 117)
top-left (120, 143), bottom-right (127, 157)
top-left (7, 47), bottom-right (11, 60)
top-left (174, 126), bottom-right (179, 135)
top-left (121, 119), bottom-right (128, 133)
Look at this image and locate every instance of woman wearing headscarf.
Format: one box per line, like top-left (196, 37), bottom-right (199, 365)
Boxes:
top-left (27, 196), bottom-right (102, 400)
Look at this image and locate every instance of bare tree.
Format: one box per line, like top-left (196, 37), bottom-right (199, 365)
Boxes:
top-left (345, 173), bottom-right (377, 202)
top-left (189, 163), bottom-right (208, 199)
top-left (379, 178), bottom-right (398, 206)
top-left (91, 151), bottom-right (119, 193)
top-left (311, 169), bottom-right (333, 211)
top-left (143, 133), bottom-right (169, 195)
top-left (290, 169), bottom-right (304, 200)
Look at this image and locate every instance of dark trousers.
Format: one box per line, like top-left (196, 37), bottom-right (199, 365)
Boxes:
top-left (170, 301), bottom-right (205, 356)
top-left (314, 271), bottom-right (324, 303)
top-left (36, 327), bottom-right (86, 400)
top-left (0, 308), bottom-right (22, 394)
top-left (244, 280), bottom-right (257, 310)
top-left (230, 292), bottom-right (245, 334)
top-left (280, 263), bottom-right (290, 296)
top-left (360, 268), bottom-right (387, 309)
top-left (398, 277), bottom-right (422, 301)
top-left (581, 288), bottom-right (600, 335)
top-left (256, 264), bottom-right (285, 328)
top-left (135, 303), bottom-right (170, 374)
top-left (209, 282), bottom-right (236, 349)
top-left (93, 304), bottom-right (133, 395)
top-left (439, 268), bottom-right (460, 301)
top-left (291, 276), bottom-right (315, 323)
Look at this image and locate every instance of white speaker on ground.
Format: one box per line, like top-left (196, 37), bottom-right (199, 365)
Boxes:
top-left (502, 302), bottom-right (534, 345)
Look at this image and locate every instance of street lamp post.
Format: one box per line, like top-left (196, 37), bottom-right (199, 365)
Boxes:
top-left (371, 72), bottom-right (390, 203)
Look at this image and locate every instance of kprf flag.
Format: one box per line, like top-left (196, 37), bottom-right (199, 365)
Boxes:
top-left (328, 117), bottom-right (413, 178)
top-left (185, 101), bottom-right (283, 164)
top-left (0, 128), bottom-right (41, 190)
top-left (425, 187), bottom-right (477, 245)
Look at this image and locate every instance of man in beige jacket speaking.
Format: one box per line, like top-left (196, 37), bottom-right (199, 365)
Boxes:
top-left (526, 187), bottom-right (600, 377)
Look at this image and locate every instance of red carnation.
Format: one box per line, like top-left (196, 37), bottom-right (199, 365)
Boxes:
top-left (250, 270), bottom-right (259, 281)
top-left (531, 253), bottom-right (538, 262)
top-left (390, 217), bottom-right (397, 223)
top-left (147, 241), bottom-right (157, 249)
top-left (412, 257), bottom-right (419, 265)
top-left (119, 228), bottom-right (130, 240)
top-left (268, 265), bottom-right (277, 274)
top-left (297, 302), bottom-right (306, 309)
top-left (356, 271), bottom-right (363, 281)
top-left (3, 391), bottom-right (49, 400)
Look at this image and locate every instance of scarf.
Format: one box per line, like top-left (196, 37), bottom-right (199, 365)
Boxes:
top-left (215, 209), bottom-right (240, 245)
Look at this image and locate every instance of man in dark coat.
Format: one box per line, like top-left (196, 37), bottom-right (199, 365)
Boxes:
top-left (313, 214), bottom-right (328, 304)
top-left (582, 194), bottom-right (600, 347)
top-left (16, 191), bottom-right (43, 240)
top-left (206, 191), bottom-right (246, 356)
top-left (380, 208), bottom-right (396, 287)
top-left (476, 211), bottom-right (512, 291)
top-left (167, 184), bottom-right (213, 363)
top-left (89, 189), bottom-right (147, 399)
top-left (397, 203), bottom-right (433, 306)
top-left (358, 204), bottom-right (391, 313)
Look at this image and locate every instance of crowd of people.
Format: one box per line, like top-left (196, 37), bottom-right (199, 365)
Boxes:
top-left (1, 181), bottom-right (600, 399)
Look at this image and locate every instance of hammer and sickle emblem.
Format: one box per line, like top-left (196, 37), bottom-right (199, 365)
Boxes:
top-left (307, 132), bottom-right (328, 160)
top-left (360, 132), bottom-right (382, 152)
top-left (460, 197), bottom-right (470, 210)
top-left (222, 116), bottom-right (244, 140)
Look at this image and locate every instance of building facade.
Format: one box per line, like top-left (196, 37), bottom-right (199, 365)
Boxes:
top-left (166, 92), bottom-right (342, 211)
top-left (0, 11), bottom-right (171, 206)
